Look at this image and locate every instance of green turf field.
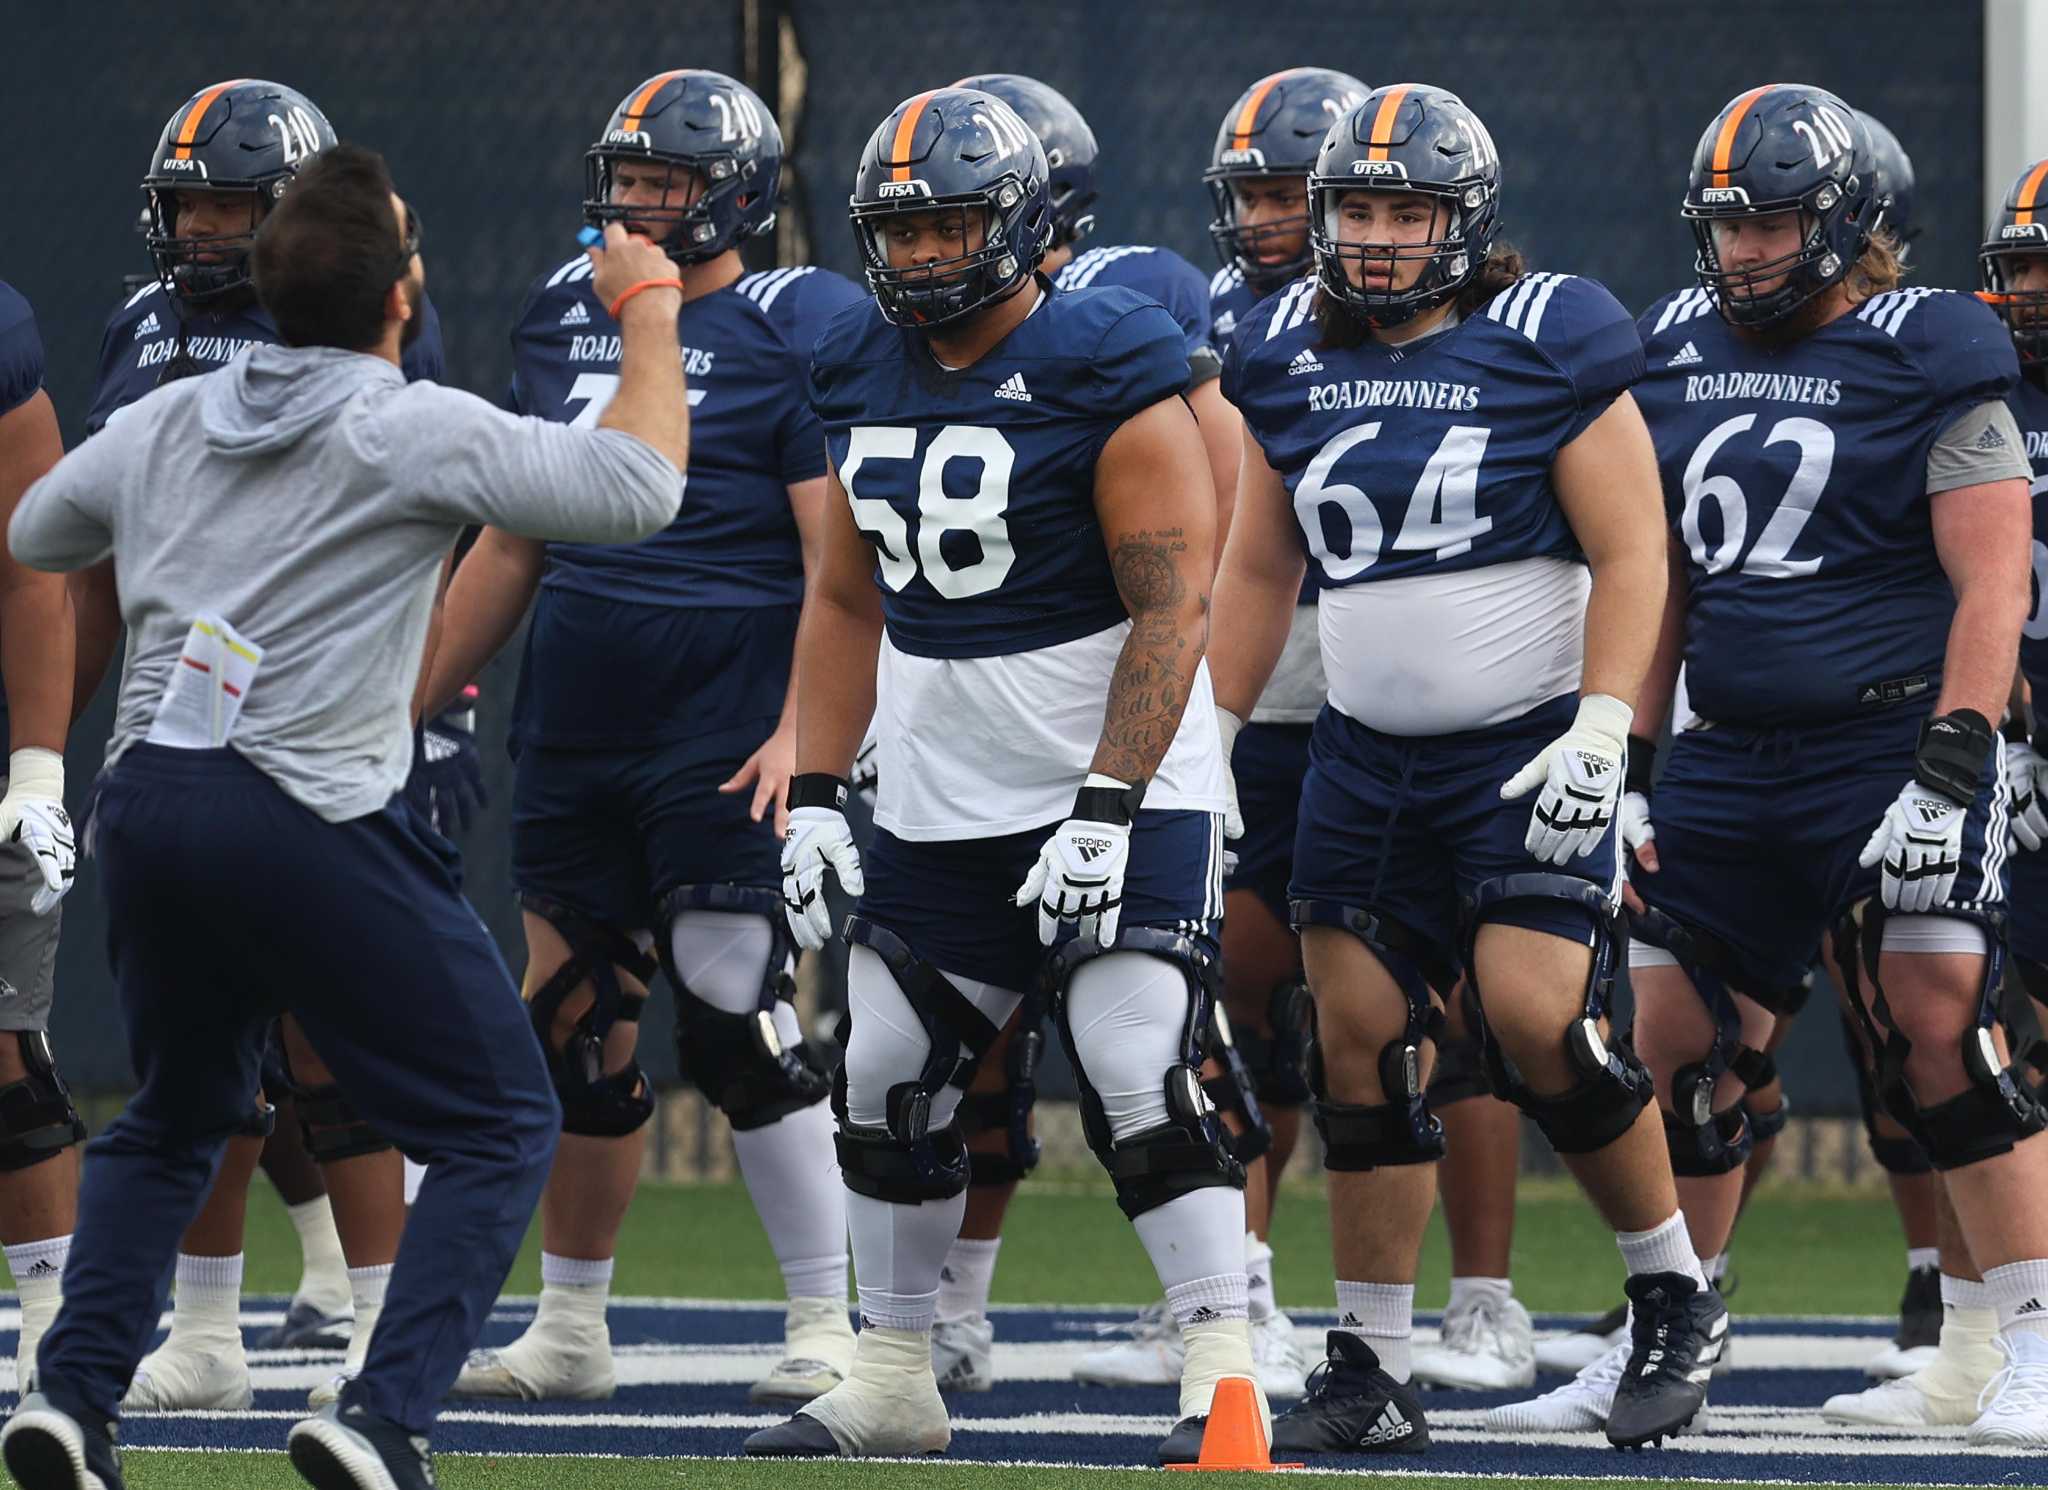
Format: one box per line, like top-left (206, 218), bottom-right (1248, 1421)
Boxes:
top-left (236, 1174), bottom-right (1913, 1317)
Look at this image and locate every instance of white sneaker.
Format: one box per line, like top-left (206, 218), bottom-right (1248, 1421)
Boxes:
top-left (1252, 1309), bottom-right (1309, 1398)
top-left (1533, 1300), bottom-right (1625, 1375)
top-left (780, 1326), bottom-right (951, 1456)
top-left (1485, 1338), bottom-right (1627, 1432)
top-left (120, 1333), bottom-right (254, 1411)
top-left (932, 1315), bottom-right (994, 1394)
top-left (1865, 1343), bottom-right (1939, 1380)
top-left (1823, 1312), bottom-right (2001, 1427)
top-left (450, 1322), bottom-right (615, 1401)
top-left (751, 1297), bottom-right (858, 1404)
top-left (1074, 1300), bottom-right (1184, 1387)
top-left (1413, 1292), bottom-right (1536, 1391)
top-left (1968, 1331), bottom-right (2048, 1447)
top-left (308, 1367), bottom-right (357, 1408)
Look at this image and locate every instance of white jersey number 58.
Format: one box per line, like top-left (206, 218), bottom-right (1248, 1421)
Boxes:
top-left (840, 424), bottom-right (1016, 600)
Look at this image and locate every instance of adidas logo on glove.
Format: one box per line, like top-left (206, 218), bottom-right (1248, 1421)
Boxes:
top-left (1911, 797), bottom-right (1954, 825)
top-left (1075, 837), bottom-right (1114, 862)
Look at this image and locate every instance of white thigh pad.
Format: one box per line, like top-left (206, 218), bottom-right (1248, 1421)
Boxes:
top-left (1064, 951), bottom-right (1195, 1144)
top-left (669, 909), bottom-right (780, 1015)
top-left (1880, 914), bottom-right (1988, 957)
top-left (841, 944), bottom-right (1023, 1130)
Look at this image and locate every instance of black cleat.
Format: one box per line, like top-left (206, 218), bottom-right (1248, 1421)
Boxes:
top-left (286, 1400), bottom-right (435, 1490)
top-left (1896, 1263), bottom-right (1942, 1351)
top-left (743, 1412), bottom-right (844, 1457)
top-left (1270, 1332), bottom-right (1429, 1456)
top-left (263, 1299), bottom-right (354, 1351)
top-left (0, 1391), bottom-right (125, 1490)
top-left (1606, 1272), bottom-right (1727, 1449)
top-left (1157, 1414), bottom-right (1208, 1465)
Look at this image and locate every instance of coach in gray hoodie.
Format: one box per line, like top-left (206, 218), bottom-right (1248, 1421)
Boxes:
top-left (0, 144), bottom-right (688, 1490)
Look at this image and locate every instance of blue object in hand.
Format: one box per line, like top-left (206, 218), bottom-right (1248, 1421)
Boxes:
top-left (577, 225), bottom-right (603, 248)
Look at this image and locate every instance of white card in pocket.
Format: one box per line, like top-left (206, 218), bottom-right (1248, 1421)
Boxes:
top-left (145, 614), bottom-right (264, 749)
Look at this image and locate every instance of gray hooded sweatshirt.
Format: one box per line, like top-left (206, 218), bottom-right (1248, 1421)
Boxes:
top-left (10, 344), bottom-right (681, 821)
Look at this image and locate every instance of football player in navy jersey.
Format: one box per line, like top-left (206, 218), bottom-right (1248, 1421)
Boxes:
top-left (422, 70), bottom-right (863, 1407)
top-left (908, 69), bottom-right (1304, 1402)
top-left (1213, 85), bottom-right (1720, 1452)
top-left (77, 79), bottom-right (448, 1415)
top-left (1611, 85), bottom-right (2048, 1450)
top-left (0, 284), bottom-right (85, 1396)
top-left (747, 88), bottom-right (1248, 1464)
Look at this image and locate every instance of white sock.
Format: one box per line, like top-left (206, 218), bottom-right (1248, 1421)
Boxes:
top-left (1706, 1252), bottom-right (1729, 1285)
top-left (286, 1197), bottom-right (351, 1316)
top-left (343, 1263), bottom-right (392, 1372)
top-left (937, 1237), bottom-right (1001, 1323)
top-left (1907, 1246), bottom-right (1940, 1274)
top-left (1132, 1187), bottom-right (1248, 1295)
top-left (535, 1253), bottom-right (613, 1332)
top-left (1335, 1280), bottom-right (1413, 1382)
top-left (1165, 1271), bottom-right (1250, 1326)
top-left (1984, 1259), bottom-right (2048, 1342)
top-left (1615, 1212), bottom-right (1707, 1287)
top-left (1245, 1233), bottom-right (1277, 1324)
top-left (1943, 1273), bottom-right (1993, 1313)
top-left (1447, 1276), bottom-right (1511, 1314)
top-left (845, 1187), bottom-right (965, 1335)
top-left (5, 1235), bottom-right (69, 1307)
top-left (731, 1081), bottom-right (850, 1305)
top-left (172, 1252), bottom-right (243, 1339)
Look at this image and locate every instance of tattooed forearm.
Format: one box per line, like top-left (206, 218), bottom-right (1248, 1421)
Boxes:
top-left (1092, 529), bottom-right (1211, 785)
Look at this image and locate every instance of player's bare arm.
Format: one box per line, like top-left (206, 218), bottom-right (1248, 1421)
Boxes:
top-left (0, 389), bottom-right (72, 750)
top-left (1929, 473), bottom-right (2031, 723)
top-left (1091, 394), bottom-right (1217, 787)
top-left (790, 460), bottom-right (882, 781)
top-left (1208, 419), bottom-right (1306, 721)
top-left (418, 527), bottom-right (545, 717)
top-left (1188, 377), bottom-right (1244, 567)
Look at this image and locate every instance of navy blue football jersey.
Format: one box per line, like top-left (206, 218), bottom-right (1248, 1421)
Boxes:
top-left (1224, 273), bottom-right (1643, 590)
top-left (2012, 372), bottom-right (2048, 693)
top-left (85, 280), bottom-right (444, 435)
top-left (1055, 245), bottom-right (1215, 378)
top-left (1209, 265), bottom-right (1260, 364)
top-left (1637, 286), bottom-right (2021, 727)
top-left (510, 261), bottom-right (863, 609)
top-left (809, 281), bottom-right (1188, 660)
top-left (0, 283), bottom-right (43, 419)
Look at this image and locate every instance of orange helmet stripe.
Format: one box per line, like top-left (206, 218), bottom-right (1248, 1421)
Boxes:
top-left (1365, 84), bottom-right (1412, 163)
top-left (171, 78), bottom-right (250, 160)
top-left (622, 70), bottom-right (688, 133)
top-left (1710, 84), bottom-right (1776, 189)
top-left (889, 90), bottom-right (938, 182)
top-left (1231, 69), bottom-right (1301, 153)
top-left (2015, 157), bottom-right (2048, 227)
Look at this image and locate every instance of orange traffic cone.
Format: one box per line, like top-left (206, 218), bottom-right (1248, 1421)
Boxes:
top-left (1165, 1374), bottom-right (1303, 1472)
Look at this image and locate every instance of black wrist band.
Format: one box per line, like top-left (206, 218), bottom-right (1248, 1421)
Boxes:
top-left (1912, 709), bottom-right (1996, 806)
top-left (2003, 712), bottom-right (2033, 746)
top-left (1074, 778), bottom-right (1146, 826)
top-left (1624, 735), bottom-right (1657, 796)
top-left (787, 773), bottom-right (850, 812)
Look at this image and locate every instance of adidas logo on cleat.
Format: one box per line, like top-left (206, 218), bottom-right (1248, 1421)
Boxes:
top-left (134, 312), bottom-right (161, 339)
top-left (560, 301), bottom-right (591, 326)
top-left (1287, 347), bottom-right (1324, 376)
top-left (1360, 1403), bottom-right (1412, 1446)
top-left (1666, 340), bottom-right (1703, 367)
top-left (993, 372), bottom-right (1032, 402)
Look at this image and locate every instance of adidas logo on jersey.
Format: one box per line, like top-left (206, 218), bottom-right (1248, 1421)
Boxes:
top-left (133, 312), bottom-right (161, 340)
top-left (993, 372), bottom-right (1032, 403)
top-left (1666, 340), bottom-right (1703, 367)
top-left (1074, 836), bottom-right (1114, 863)
top-left (1974, 421), bottom-right (2010, 451)
top-left (1361, 1403), bottom-right (1414, 1446)
top-left (1287, 347), bottom-right (1325, 376)
top-left (560, 301), bottom-right (591, 327)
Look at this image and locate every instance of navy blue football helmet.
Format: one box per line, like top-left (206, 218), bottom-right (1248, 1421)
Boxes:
top-left (1205, 68), bottom-right (1371, 292)
top-left (1309, 85), bottom-right (1501, 328)
top-left (1981, 157), bottom-right (2048, 366)
top-left (142, 80), bottom-right (336, 304)
top-left (850, 88), bottom-right (1052, 328)
top-left (1856, 109), bottom-right (1917, 261)
top-left (954, 74), bottom-right (1098, 249)
top-left (1683, 84), bottom-right (1877, 329)
top-left (584, 70), bottom-right (781, 265)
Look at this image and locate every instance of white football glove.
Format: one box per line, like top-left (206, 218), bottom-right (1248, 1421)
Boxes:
top-left (1216, 706), bottom-right (1245, 842)
top-left (1499, 695), bottom-right (1632, 866)
top-left (1015, 776), bottom-right (1137, 949)
top-left (2007, 739), bottom-right (2048, 852)
top-left (0, 749), bottom-right (73, 916)
top-left (1859, 779), bottom-right (1967, 913)
top-left (781, 800), bottom-right (862, 951)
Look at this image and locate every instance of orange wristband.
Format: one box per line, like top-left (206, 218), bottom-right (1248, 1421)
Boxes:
top-left (609, 277), bottom-right (684, 321)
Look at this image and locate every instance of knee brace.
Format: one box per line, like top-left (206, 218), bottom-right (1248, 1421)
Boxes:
top-left (522, 893), bottom-right (660, 1139)
top-left (1837, 1000), bottom-right (1932, 1175)
top-left (1628, 905), bottom-right (1797, 1176)
top-left (1835, 901), bottom-right (2045, 1171)
top-left (1743, 1090), bottom-right (1790, 1145)
top-left (1232, 980), bottom-right (1313, 1109)
top-left (1201, 1002), bottom-right (1273, 1165)
top-left (958, 991), bottom-right (1045, 1189)
top-left (832, 918), bottom-right (1000, 1203)
top-left (0, 1032), bottom-right (86, 1171)
top-left (1049, 930), bottom-right (1244, 1220)
top-left (1290, 901), bottom-right (1447, 1171)
top-left (1428, 986), bottom-right (1491, 1108)
top-left (272, 1026), bottom-right (391, 1162)
top-left (660, 886), bottom-right (829, 1132)
top-left (1459, 875), bottom-right (1651, 1156)
top-left (236, 1098), bottom-right (277, 1140)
